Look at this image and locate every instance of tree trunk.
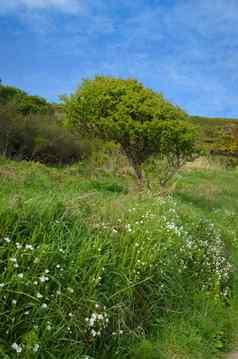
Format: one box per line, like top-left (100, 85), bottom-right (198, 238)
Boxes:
top-left (127, 156), bottom-right (145, 188)
top-left (134, 163), bottom-right (145, 188)
top-left (121, 147), bottom-right (146, 189)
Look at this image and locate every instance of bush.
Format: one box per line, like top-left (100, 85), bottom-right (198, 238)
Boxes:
top-left (0, 84), bottom-right (53, 115)
top-left (0, 85), bottom-right (27, 105)
top-left (0, 104), bottom-right (88, 164)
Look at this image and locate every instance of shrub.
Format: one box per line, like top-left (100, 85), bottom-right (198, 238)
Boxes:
top-left (0, 84), bottom-right (53, 115)
top-left (0, 105), bottom-right (87, 164)
top-left (0, 85), bottom-right (27, 105)
top-left (64, 76), bottom-right (197, 186)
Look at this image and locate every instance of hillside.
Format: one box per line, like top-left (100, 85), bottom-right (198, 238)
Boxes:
top-left (0, 156), bottom-right (238, 358)
top-left (191, 116), bottom-right (238, 159)
top-left (1, 83), bottom-right (238, 357)
top-left (1, 82), bottom-right (238, 164)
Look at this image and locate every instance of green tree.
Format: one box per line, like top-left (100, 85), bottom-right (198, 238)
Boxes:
top-left (0, 85), bottom-right (27, 105)
top-left (0, 84), bottom-right (53, 115)
top-left (64, 76), bottom-right (197, 185)
top-left (16, 95), bottom-right (53, 115)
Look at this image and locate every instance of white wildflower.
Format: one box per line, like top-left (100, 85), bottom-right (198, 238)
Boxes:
top-left (17, 273), bottom-right (24, 278)
top-left (39, 275), bottom-right (49, 283)
top-left (91, 329), bottom-right (97, 337)
top-left (4, 237), bottom-right (11, 243)
top-left (25, 244), bottom-right (34, 250)
top-left (33, 344), bottom-right (40, 352)
top-left (41, 303), bottom-right (48, 310)
top-left (12, 299), bottom-right (17, 305)
top-left (11, 342), bottom-right (22, 353)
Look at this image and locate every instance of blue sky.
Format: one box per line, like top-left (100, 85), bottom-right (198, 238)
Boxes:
top-left (0, 0), bottom-right (238, 117)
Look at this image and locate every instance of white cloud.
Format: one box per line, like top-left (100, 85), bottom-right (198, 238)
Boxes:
top-left (0, 0), bottom-right (82, 14)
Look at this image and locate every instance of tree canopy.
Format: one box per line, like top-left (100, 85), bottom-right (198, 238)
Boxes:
top-left (0, 84), bottom-right (53, 115)
top-left (64, 76), bottom-right (197, 184)
top-left (0, 85), bottom-right (27, 105)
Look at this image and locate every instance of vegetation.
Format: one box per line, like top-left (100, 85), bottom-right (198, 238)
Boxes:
top-left (0, 84), bottom-right (53, 115)
top-left (64, 76), bottom-right (197, 185)
top-left (0, 83), bottom-right (89, 164)
top-left (0, 79), bottom-right (238, 358)
top-left (1, 80), bottom-right (237, 170)
top-left (0, 104), bottom-right (86, 164)
top-left (0, 156), bottom-right (237, 358)
top-left (191, 116), bottom-right (238, 161)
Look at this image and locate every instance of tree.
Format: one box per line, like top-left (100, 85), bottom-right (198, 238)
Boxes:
top-left (64, 76), bottom-right (197, 186)
top-left (0, 85), bottom-right (27, 105)
top-left (0, 85), bottom-right (53, 115)
top-left (15, 95), bottom-right (53, 115)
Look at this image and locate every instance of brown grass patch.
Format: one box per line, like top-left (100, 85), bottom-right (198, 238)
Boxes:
top-left (0, 168), bottom-right (17, 177)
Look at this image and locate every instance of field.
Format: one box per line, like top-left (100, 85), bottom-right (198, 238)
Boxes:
top-left (0, 155), bottom-right (238, 358)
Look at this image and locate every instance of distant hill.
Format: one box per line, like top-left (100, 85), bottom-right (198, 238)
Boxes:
top-left (190, 116), bottom-right (238, 158)
top-left (191, 115), bottom-right (238, 125)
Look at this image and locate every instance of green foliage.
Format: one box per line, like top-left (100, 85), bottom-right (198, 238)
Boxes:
top-left (0, 85), bottom-right (27, 105)
top-left (156, 298), bottom-right (235, 359)
top-left (15, 95), bottom-right (53, 115)
top-left (191, 116), bottom-right (238, 159)
top-left (0, 84), bottom-right (52, 115)
top-left (0, 158), bottom-right (237, 358)
top-left (64, 76), bottom-right (197, 183)
top-left (130, 340), bottom-right (160, 359)
top-left (0, 104), bottom-right (86, 164)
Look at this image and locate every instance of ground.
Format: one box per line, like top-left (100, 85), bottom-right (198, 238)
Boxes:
top-left (0, 156), bottom-right (238, 358)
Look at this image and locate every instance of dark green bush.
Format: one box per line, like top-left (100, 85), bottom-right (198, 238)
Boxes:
top-left (0, 104), bottom-right (89, 164)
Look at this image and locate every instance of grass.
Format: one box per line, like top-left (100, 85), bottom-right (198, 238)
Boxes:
top-left (0, 156), bottom-right (238, 358)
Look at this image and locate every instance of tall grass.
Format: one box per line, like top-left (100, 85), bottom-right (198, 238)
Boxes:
top-left (0, 157), bottom-right (237, 358)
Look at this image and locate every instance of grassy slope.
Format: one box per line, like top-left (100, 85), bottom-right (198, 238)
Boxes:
top-left (190, 116), bottom-right (238, 158)
top-left (191, 116), bottom-right (238, 125)
top-left (0, 156), bottom-right (238, 358)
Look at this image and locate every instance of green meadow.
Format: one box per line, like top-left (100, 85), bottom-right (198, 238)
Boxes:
top-left (0, 155), bottom-right (238, 358)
